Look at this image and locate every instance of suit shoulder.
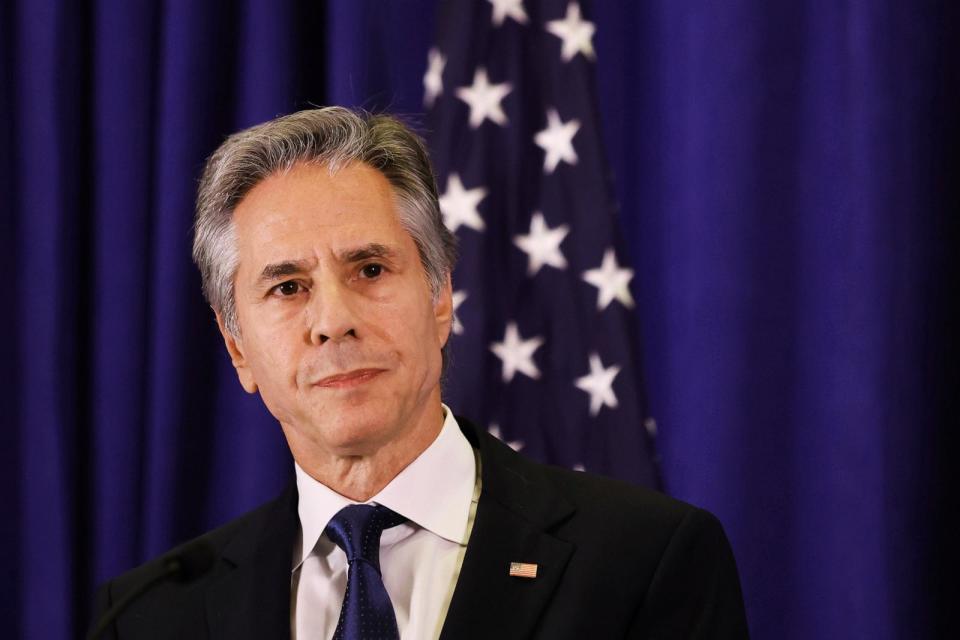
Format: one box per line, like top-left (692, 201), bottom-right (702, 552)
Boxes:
top-left (470, 421), bottom-right (710, 539)
top-left (533, 462), bottom-right (735, 563)
top-left (90, 487), bottom-right (298, 637)
top-left (544, 463), bottom-right (699, 526)
top-left (106, 489), bottom-right (290, 594)
top-left (534, 464), bottom-right (743, 607)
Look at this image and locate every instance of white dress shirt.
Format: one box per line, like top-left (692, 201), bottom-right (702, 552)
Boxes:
top-left (291, 406), bottom-right (479, 640)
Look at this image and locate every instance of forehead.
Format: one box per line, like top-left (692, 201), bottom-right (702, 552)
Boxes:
top-left (232, 162), bottom-right (411, 266)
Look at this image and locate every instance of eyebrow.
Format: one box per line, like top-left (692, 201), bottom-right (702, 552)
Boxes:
top-left (339, 243), bottom-right (398, 264)
top-left (255, 243), bottom-right (399, 285)
top-left (257, 260), bottom-right (312, 286)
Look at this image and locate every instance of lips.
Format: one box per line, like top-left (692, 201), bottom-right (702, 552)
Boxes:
top-left (313, 368), bottom-right (386, 389)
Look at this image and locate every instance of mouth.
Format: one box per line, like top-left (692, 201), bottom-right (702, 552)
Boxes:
top-left (313, 368), bottom-right (386, 389)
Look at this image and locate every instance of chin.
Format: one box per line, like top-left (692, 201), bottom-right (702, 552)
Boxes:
top-left (316, 409), bottom-right (399, 455)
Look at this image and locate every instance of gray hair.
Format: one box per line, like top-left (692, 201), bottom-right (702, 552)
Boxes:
top-left (193, 107), bottom-right (458, 362)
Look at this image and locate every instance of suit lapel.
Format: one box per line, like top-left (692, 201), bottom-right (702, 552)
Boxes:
top-left (440, 420), bottom-right (576, 640)
top-left (205, 485), bottom-right (299, 640)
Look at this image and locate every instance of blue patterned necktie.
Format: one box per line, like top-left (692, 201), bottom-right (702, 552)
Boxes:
top-left (325, 504), bottom-right (407, 640)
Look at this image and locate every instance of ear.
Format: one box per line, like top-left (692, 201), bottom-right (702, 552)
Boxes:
top-left (433, 273), bottom-right (454, 348)
top-left (215, 311), bottom-right (259, 394)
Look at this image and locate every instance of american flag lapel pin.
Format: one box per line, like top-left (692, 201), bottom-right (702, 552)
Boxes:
top-left (509, 562), bottom-right (538, 579)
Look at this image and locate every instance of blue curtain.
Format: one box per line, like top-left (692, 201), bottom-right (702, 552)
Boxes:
top-left (2, 1), bottom-right (956, 638)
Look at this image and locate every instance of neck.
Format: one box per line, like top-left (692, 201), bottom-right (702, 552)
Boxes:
top-left (288, 398), bottom-right (445, 502)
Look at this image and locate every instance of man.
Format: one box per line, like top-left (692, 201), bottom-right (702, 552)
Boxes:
top-left (92, 108), bottom-right (749, 639)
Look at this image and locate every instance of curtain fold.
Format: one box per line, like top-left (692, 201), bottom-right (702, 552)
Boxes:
top-left (593, 3), bottom-right (956, 637)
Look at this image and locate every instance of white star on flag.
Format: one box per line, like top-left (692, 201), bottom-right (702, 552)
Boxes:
top-left (546, 2), bottom-right (596, 62)
top-left (490, 322), bottom-right (544, 382)
top-left (582, 248), bottom-right (635, 310)
top-left (488, 0), bottom-right (528, 27)
top-left (455, 67), bottom-right (513, 128)
top-left (575, 352), bottom-right (621, 416)
top-left (534, 108), bottom-right (580, 174)
top-left (451, 290), bottom-right (468, 335)
top-left (439, 174), bottom-right (487, 233)
top-left (513, 211), bottom-right (570, 275)
top-left (423, 48), bottom-right (446, 107)
top-left (488, 423), bottom-right (525, 451)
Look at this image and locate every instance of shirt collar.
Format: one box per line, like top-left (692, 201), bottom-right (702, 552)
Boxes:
top-left (294, 404), bottom-right (476, 568)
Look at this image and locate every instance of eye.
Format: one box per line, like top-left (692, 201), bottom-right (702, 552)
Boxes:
top-left (360, 263), bottom-right (384, 279)
top-left (273, 281), bottom-right (303, 296)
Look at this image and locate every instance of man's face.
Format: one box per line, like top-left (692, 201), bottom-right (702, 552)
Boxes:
top-left (220, 161), bottom-right (452, 460)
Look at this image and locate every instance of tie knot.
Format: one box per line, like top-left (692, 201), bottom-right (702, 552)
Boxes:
top-left (324, 504), bottom-right (405, 568)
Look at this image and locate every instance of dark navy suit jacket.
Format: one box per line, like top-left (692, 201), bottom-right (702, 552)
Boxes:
top-left (93, 418), bottom-right (750, 639)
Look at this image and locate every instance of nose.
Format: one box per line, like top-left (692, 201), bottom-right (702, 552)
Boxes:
top-left (305, 278), bottom-right (360, 346)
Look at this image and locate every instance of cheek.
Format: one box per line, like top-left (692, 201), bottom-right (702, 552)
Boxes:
top-left (407, 306), bottom-right (445, 373)
top-left (370, 303), bottom-right (436, 370)
top-left (248, 329), bottom-right (300, 388)
top-left (247, 339), bottom-right (304, 424)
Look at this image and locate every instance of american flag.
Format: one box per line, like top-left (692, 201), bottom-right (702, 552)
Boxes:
top-left (509, 562), bottom-right (539, 579)
top-left (424, 0), bottom-right (659, 487)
